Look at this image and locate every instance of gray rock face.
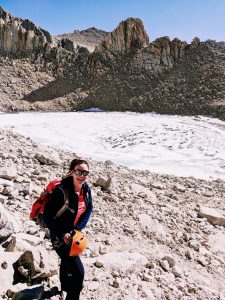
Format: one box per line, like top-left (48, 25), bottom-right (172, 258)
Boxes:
top-left (60, 38), bottom-right (76, 52)
top-left (96, 18), bottom-right (149, 55)
top-left (0, 7), bottom-right (52, 56)
top-left (56, 27), bottom-right (109, 52)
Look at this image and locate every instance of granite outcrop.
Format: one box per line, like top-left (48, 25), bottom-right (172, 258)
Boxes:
top-left (0, 7), bottom-right (52, 57)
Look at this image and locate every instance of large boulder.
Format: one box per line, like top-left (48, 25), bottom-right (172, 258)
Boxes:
top-left (14, 249), bottom-right (58, 284)
top-left (98, 251), bottom-right (148, 273)
top-left (35, 145), bottom-right (61, 165)
top-left (0, 203), bottom-right (22, 242)
top-left (0, 166), bottom-right (17, 180)
top-left (198, 205), bottom-right (225, 226)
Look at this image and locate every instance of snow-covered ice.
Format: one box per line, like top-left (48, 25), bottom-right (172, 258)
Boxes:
top-left (0, 111), bottom-right (225, 180)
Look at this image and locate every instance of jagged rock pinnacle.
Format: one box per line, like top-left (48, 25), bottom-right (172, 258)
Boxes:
top-left (96, 17), bottom-right (149, 54)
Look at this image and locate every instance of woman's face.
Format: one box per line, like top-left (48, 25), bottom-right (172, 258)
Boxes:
top-left (72, 163), bottom-right (89, 188)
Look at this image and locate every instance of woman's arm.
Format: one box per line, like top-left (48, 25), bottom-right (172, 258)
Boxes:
top-left (74, 188), bottom-right (93, 232)
top-left (75, 201), bottom-right (93, 231)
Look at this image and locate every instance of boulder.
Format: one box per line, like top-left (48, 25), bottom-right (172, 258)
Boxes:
top-left (35, 145), bottom-right (61, 165)
top-left (99, 251), bottom-right (148, 273)
top-left (198, 206), bottom-right (225, 226)
top-left (13, 247), bottom-right (58, 283)
top-left (0, 178), bottom-right (14, 187)
top-left (94, 177), bottom-right (111, 191)
top-left (0, 203), bottom-right (22, 242)
top-left (208, 232), bottom-right (225, 254)
top-left (5, 233), bottom-right (43, 252)
top-left (138, 213), bottom-right (168, 239)
top-left (0, 166), bottom-right (17, 180)
top-left (130, 183), bottom-right (157, 203)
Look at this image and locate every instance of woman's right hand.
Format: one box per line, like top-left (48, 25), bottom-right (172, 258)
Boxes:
top-left (63, 233), bottom-right (72, 245)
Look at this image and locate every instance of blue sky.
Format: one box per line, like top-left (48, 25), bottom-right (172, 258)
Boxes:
top-left (0, 0), bottom-right (225, 42)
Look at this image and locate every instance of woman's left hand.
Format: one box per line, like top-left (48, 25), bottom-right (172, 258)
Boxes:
top-left (63, 233), bottom-right (72, 245)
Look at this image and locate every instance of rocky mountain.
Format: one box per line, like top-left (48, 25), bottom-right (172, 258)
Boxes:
top-left (55, 27), bottom-right (109, 52)
top-left (1, 129), bottom-right (225, 299)
top-left (0, 6), bottom-right (225, 120)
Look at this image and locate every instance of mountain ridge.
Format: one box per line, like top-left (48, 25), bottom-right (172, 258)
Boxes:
top-left (55, 27), bottom-right (109, 52)
top-left (0, 7), bottom-right (224, 120)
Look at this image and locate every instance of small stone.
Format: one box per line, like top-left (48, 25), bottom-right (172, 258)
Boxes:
top-left (187, 284), bottom-right (197, 293)
top-left (189, 240), bottom-right (200, 251)
top-left (160, 259), bottom-right (170, 271)
top-left (6, 289), bottom-right (14, 298)
top-left (112, 280), bottom-right (120, 288)
top-left (6, 236), bottom-right (16, 252)
top-left (0, 194), bottom-right (8, 203)
top-left (123, 227), bottom-right (134, 234)
top-left (162, 256), bottom-right (175, 268)
top-left (197, 256), bottom-right (208, 266)
top-left (111, 270), bottom-right (120, 278)
top-left (173, 184), bottom-right (186, 192)
top-left (1, 261), bottom-right (8, 269)
top-left (88, 282), bottom-right (100, 291)
top-left (90, 251), bottom-right (98, 258)
top-left (99, 247), bottom-right (107, 255)
top-left (151, 182), bottom-right (164, 189)
top-left (142, 273), bottom-right (152, 282)
top-left (102, 195), bottom-right (114, 202)
top-left (172, 266), bottom-right (182, 278)
top-left (94, 259), bottom-right (104, 268)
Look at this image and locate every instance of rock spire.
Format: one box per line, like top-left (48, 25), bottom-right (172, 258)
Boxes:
top-left (96, 17), bottom-right (149, 54)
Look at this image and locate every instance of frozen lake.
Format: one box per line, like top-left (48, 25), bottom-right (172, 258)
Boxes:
top-left (0, 111), bottom-right (225, 180)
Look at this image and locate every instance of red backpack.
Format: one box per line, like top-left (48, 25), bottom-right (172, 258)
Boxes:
top-left (30, 179), bottom-right (61, 224)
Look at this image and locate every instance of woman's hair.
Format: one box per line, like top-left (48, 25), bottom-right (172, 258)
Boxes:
top-left (69, 158), bottom-right (89, 171)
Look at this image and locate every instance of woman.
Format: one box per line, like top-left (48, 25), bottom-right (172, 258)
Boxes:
top-left (43, 158), bottom-right (93, 300)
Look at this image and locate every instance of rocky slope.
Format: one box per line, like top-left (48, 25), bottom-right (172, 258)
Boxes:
top-left (0, 7), bottom-right (225, 119)
top-left (55, 27), bottom-right (109, 52)
top-left (1, 129), bottom-right (225, 299)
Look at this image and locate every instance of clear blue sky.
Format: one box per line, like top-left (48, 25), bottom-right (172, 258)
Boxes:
top-left (0, 0), bottom-right (225, 42)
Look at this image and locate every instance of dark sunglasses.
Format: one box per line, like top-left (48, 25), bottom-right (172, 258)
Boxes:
top-left (73, 169), bottom-right (89, 176)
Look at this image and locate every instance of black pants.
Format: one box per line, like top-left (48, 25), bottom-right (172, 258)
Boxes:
top-left (56, 244), bottom-right (84, 300)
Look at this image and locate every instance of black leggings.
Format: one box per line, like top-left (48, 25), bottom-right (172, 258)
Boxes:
top-left (56, 244), bottom-right (84, 300)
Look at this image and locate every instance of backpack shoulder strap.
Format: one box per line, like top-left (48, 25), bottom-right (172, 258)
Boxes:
top-left (54, 185), bottom-right (70, 219)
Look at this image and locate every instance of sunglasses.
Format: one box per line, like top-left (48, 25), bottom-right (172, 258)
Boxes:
top-left (73, 169), bottom-right (89, 176)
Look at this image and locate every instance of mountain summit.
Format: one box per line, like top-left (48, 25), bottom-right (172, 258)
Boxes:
top-left (96, 18), bottom-right (149, 54)
top-left (55, 27), bottom-right (109, 52)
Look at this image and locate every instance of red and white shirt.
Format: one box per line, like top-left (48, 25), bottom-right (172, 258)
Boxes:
top-left (74, 191), bottom-right (87, 226)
